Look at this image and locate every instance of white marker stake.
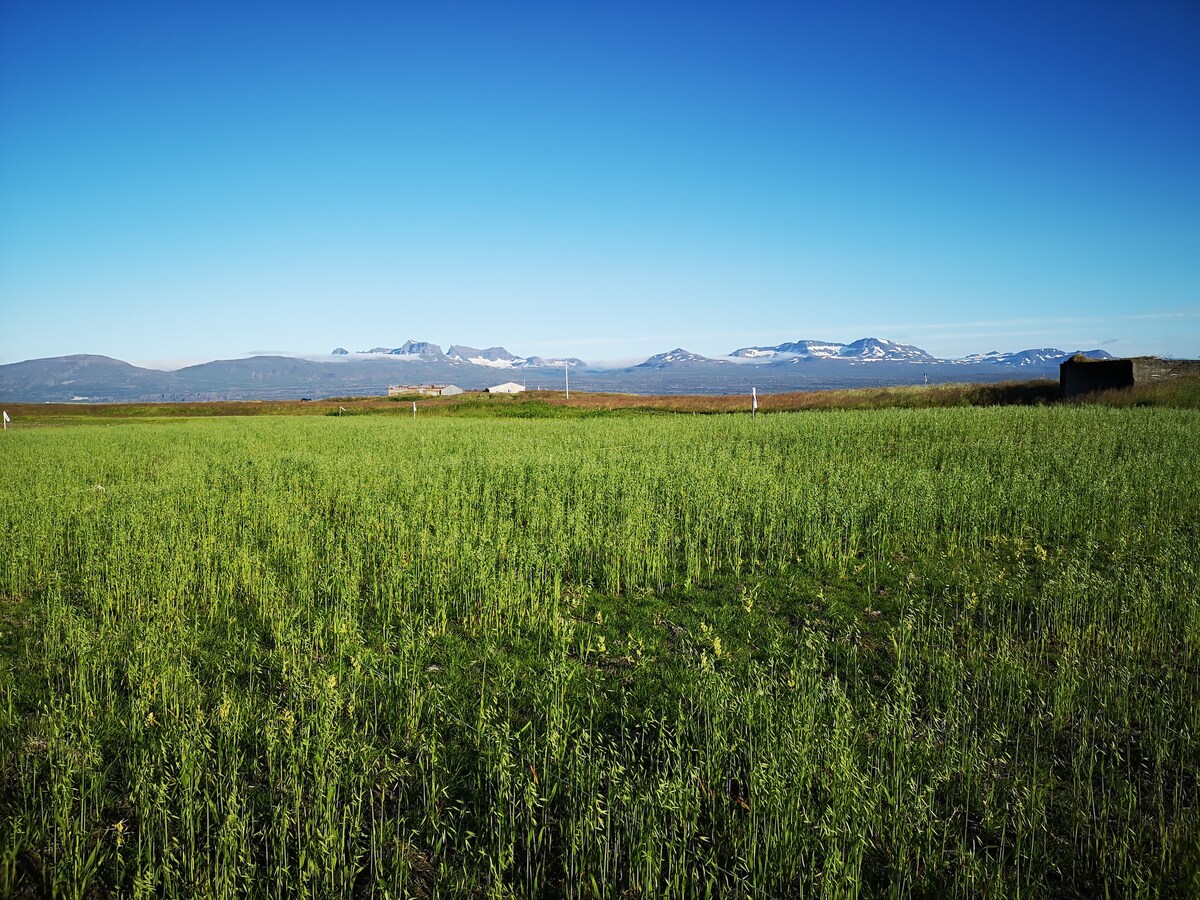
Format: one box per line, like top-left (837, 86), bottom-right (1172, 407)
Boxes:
top-left (751, 388), bottom-right (758, 418)
top-left (565, 363), bottom-right (569, 401)
top-left (2, 410), bottom-right (8, 431)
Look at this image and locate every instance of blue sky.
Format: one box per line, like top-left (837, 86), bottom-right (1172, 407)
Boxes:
top-left (2, 0), bottom-right (1197, 367)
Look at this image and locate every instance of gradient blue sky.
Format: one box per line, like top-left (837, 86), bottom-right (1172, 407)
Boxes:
top-left (2, 0), bottom-right (1198, 367)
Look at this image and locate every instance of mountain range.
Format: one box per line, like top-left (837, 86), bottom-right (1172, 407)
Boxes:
top-left (635, 339), bottom-right (1107, 369)
top-left (344, 341), bottom-right (587, 370)
top-left (727, 337), bottom-right (930, 362)
top-left (0, 338), bottom-right (1113, 403)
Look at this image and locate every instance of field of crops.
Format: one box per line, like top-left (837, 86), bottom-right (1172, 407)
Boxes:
top-left (2, 407), bottom-right (1198, 898)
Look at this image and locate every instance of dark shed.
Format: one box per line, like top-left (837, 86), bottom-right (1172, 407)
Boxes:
top-left (1060, 355), bottom-right (1200, 397)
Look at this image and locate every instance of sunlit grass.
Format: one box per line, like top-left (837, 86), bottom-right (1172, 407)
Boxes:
top-left (1, 407), bottom-right (1197, 897)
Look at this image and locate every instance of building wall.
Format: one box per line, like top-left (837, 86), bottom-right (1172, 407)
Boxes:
top-left (1131, 358), bottom-right (1200, 382)
top-left (389, 385), bottom-right (446, 396)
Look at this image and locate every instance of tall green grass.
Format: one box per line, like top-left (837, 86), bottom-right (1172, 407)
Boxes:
top-left (1, 407), bottom-right (1197, 897)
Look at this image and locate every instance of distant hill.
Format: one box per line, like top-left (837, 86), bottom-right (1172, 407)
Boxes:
top-left (0, 355), bottom-right (180, 402)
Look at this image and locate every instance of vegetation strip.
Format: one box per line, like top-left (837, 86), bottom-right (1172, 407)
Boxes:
top-left (1, 406), bottom-right (1198, 897)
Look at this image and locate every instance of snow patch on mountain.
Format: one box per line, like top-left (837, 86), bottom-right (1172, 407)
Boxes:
top-left (731, 348), bottom-right (777, 359)
top-left (636, 348), bottom-right (723, 368)
top-left (956, 348), bottom-right (1114, 366)
top-left (523, 356), bottom-right (586, 369)
top-left (730, 339), bottom-right (846, 361)
top-left (837, 338), bottom-right (935, 362)
top-left (447, 345), bottom-right (521, 366)
top-left (731, 338), bottom-right (933, 363)
top-left (355, 340), bottom-right (446, 358)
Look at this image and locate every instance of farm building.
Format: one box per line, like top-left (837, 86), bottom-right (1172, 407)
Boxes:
top-left (487, 382), bottom-right (525, 395)
top-left (1060, 356), bottom-right (1200, 397)
top-left (388, 384), bottom-right (464, 397)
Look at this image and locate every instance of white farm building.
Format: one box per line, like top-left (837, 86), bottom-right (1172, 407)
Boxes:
top-left (388, 384), bottom-right (464, 397)
top-left (486, 382), bottom-right (525, 395)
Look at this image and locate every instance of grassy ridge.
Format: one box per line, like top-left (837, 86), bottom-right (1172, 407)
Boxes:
top-left (1, 408), bottom-right (1198, 897)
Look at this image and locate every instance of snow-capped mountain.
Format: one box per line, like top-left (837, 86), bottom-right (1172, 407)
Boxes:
top-left (730, 340), bottom-right (844, 360)
top-left (521, 355), bottom-right (587, 369)
top-left (724, 339), bottom-right (1113, 368)
top-left (346, 342), bottom-right (585, 369)
top-left (730, 337), bottom-right (934, 363)
top-left (355, 340), bottom-right (451, 357)
top-left (443, 345), bottom-right (585, 369)
top-left (397, 339), bottom-right (443, 357)
top-left (361, 339), bottom-right (446, 357)
top-left (447, 345), bottom-right (523, 367)
top-left (340, 337), bottom-right (1114, 374)
top-left (837, 338), bottom-right (935, 361)
top-left (957, 348), bottom-right (1113, 367)
top-left (636, 348), bottom-right (730, 369)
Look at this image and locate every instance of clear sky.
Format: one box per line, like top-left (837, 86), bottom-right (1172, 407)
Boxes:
top-left (2, 0), bottom-right (1198, 367)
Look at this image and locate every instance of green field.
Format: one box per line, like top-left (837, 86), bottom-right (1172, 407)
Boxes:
top-left (2, 407), bottom-right (1198, 898)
